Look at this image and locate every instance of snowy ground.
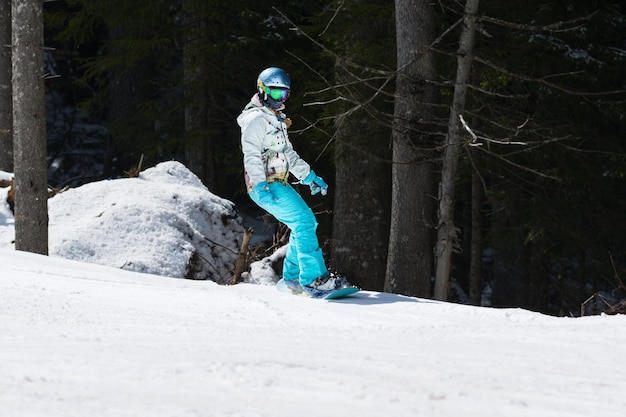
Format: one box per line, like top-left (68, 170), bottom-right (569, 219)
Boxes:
top-left (1, 164), bottom-right (626, 416)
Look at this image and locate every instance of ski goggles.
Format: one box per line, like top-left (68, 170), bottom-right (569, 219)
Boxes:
top-left (266, 87), bottom-right (290, 102)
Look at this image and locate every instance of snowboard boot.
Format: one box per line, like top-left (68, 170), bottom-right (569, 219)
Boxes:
top-left (282, 279), bottom-right (303, 295)
top-left (301, 274), bottom-right (349, 298)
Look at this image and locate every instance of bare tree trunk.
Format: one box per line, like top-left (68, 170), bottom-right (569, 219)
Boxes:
top-left (0, 0), bottom-right (12, 172)
top-left (12, 0), bottom-right (48, 255)
top-left (331, 1), bottom-right (392, 292)
top-left (433, 0), bottom-right (480, 301)
top-left (333, 112), bottom-right (391, 291)
top-left (385, 0), bottom-right (439, 297)
top-left (469, 150), bottom-right (483, 305)
top-left (183, 0), bottom-right (214, 190)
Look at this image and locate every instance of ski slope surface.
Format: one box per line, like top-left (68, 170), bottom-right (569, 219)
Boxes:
top-left (1, 249), bottom-right (625, 417)
top-left (1, 163), bottom-right (625, 416)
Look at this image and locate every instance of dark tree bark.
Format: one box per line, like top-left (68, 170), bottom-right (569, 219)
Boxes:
top-left (183, 0), bottom-right (215, 190)
top-left (331, 1), bottom-right (392, 292)
top-left (333, 108), bottom-right (391, 291)
top-left (12, 0), bottom-right (48, 255)
top-left (385, 0), bottom-right (439, 297)
top-left (469, 149), bottom-right (483, 305)
top-left (0, 0), bottom-right (12, 172)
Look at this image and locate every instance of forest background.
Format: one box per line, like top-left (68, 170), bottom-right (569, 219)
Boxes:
top-left (1, 0), bottom-right (625, 316)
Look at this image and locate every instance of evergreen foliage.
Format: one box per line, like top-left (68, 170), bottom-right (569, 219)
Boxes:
top-left (45, 0), bottom-right (331, 194)
top-left (437, 0), bottom-right (626, 313)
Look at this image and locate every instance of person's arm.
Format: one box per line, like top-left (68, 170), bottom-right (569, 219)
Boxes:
top-left (241, 115), bottom-right (268, 189)
top-left (283, 137), bottom-right (311, 181)
top-left (284, 138), bottom-right (328, 195)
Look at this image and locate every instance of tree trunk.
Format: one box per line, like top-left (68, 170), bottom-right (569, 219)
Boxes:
top-left (183, 0), bottom-right (214, 190)
top-left (0, 0), bottom-right (12, 172)
top-left (12, 0), bottom-right (48, 255)
top-left (433, 0), bottom-right (480, 301)
top-left (331, 2), bottom-right (392, 292)
top-left (469, 150), bottom-right (483, 305)
top-left (333, 109), bottom-right (391, 291)
top-left (105, 25), bottom-right (146, 179)
top-left (385, 0), bottom-right (439, 297)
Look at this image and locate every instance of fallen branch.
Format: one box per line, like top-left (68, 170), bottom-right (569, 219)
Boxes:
top-left (231, 227), bottom-right (253, 285)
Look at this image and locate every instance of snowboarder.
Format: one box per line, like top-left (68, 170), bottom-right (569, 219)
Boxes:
top-left (237, 67), bottom-right (347, 297)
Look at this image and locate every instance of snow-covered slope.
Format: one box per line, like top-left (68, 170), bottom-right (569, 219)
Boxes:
top-left (2, 248), bottom-right (625, 417)
top-left (1, 163), bottom-right (625, 416)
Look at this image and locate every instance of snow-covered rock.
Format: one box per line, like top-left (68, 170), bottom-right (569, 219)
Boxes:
top-left (47, 161), bottom-right (243, 282)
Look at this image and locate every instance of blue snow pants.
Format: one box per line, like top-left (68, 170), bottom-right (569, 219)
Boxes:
top-left (249, 182), bottom-right (327, 286)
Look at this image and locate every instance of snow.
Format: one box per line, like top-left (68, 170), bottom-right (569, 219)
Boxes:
top-left (528, 34), bottom-right (605, 66)
top-left (49, 162), bottom-right (243, 282)
top-left (1, 163), bottom-right (626, 417)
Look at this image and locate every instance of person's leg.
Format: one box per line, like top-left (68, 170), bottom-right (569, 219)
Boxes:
top-left (282, 232), bottom-right (299, 281)
top-left (250, 182), bottom-right (327, 285)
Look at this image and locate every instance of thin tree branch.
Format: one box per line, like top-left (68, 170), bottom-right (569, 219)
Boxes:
top-left (479, 12), bottom-right (597, 33)
top-left (318, 0), bottom-right (345, 37)
top-left (474, 56), bottom-right (626, 97)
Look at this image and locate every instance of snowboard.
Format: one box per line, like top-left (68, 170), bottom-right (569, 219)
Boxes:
top-left (276, 278), bottom-right (360, 300)
top-left (323, 286), bottom-right (360, 299)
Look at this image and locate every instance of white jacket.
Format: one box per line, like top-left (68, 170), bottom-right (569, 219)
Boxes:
top-left (237, 94), bottom-right (311, 190)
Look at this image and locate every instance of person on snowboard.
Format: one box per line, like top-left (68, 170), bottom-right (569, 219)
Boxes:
top-left (237, 67), bottom-right (347, 297)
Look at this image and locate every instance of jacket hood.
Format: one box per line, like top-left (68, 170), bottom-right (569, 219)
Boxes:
top-left (237, 94), bottom-right (285, 128)
top-left (237, 94), bottom-right (266, 128)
